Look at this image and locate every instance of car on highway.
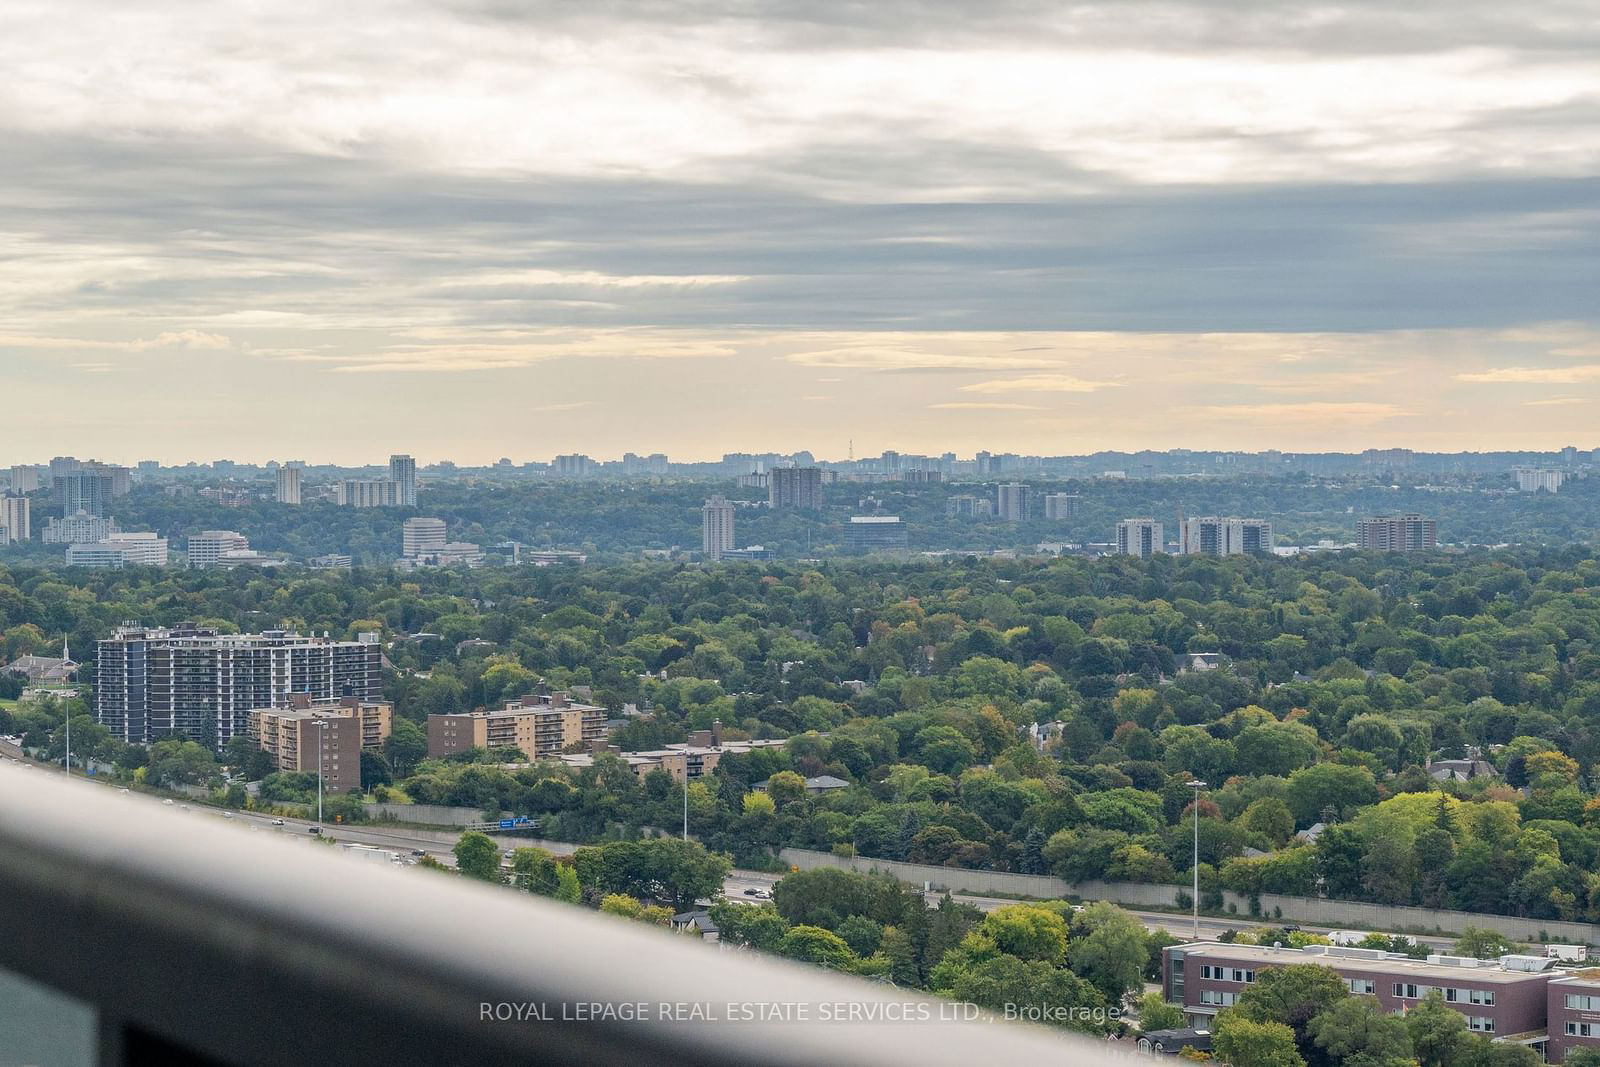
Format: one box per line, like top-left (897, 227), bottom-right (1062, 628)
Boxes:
top-left (223, 812), bottom-right (234, 819)
top-left (271, 819), bottom-right (286, 827)
top-left (308, 826), bottom-right (323, 835)
top-left (742, 887), bottom-right (771, 899)
top-left (411, 849), bottom-right (427, 857)
top-left (162, 799), bottom-right (174, 806)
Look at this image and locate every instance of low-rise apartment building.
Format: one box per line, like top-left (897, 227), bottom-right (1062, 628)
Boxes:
top-left (1164, 943), bottom-right (1556, 1058)
top-left (426, 692), bottom-right (608, 759)
top-left (558, 732), bottom-right (788, 782)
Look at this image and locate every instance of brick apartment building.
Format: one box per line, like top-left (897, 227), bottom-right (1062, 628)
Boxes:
top-left (1164, 943), bottom-right (1557, 1060)
top-left (1550, 972), bottom-right (1600, 1063)
top-left (426, 692), bottom-right (608, 760)
top-left (247, 696), bottom-right (395, 794)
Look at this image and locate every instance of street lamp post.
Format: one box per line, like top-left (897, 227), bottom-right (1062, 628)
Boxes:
top-left (1187, 779), bottom-right (1207, 939)
top-left (312, 720), bottom-right (327, 825)
top-left (682, 774), bottom-right (689, 842)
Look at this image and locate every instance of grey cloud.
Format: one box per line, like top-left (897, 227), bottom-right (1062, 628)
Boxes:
top-left (3, 133), bottom-right (1599, 338)
top-left (453, 0), bottom-right (1600, 55)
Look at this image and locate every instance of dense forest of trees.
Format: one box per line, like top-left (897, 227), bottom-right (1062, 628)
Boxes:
top-left (10, 547), bottom-right (1600, 925)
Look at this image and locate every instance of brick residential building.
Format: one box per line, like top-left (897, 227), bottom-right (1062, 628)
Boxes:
top-left (1549, 972), bottom-right (1600, 1063)
top-left (1164, 943), bottom-right (1555, 1059)
top-left (427, 692), bottom-right (608, 760)
top-left (247, 696), bottom-right (395, 794)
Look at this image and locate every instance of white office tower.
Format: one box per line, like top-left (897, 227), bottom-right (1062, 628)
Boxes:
top-left (389, 454), bottom-right (417, 506)
top-left (402, 517), bottom-right (447, 558)
top-left (1115, 519), bottom-right (1164, 557)
top-left (188, 531), bottom-right (250, 569)
top-left (702, 496), bottom-right (735, 560)
top-left (276, 466), bottom-right (301, 505)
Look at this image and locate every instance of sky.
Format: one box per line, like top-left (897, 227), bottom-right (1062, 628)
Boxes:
top-left (3, 0), bottom-right (1599, 464)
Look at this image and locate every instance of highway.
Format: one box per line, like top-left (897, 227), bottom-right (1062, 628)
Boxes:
top-left (0, 758), bottom-right (1454, 947)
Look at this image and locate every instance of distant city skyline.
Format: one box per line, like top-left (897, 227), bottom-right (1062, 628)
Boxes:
top-left (3, 1), bottom-right (1599, 460)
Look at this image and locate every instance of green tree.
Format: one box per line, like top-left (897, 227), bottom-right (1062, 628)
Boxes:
top-left (1404, 989), bottom-right (1468, 1067)
top-left (1137, 991), bottom-right (1186, 1033)
top-left (453, 830), bottom-right (503, 883)
top-left (1067, 902), bottom-right (1148, 1004)
top-left (553, 865), bottom-right (582, 903)
top-left (1213, 1014), bottom-right (1307, 1067)
top-left (1306, 997), bottom-right (1413, 1067)
top-left (384, 718), bottom-right (428, 776)
top-left (776, 925), bottom-right (856, 969)
top-left (1232, 963), bottom-right (1349, 1065)
top-left (510, 846), bottom-right (560, 895)
top-left (1452, 926), bottom-right (1522, 959)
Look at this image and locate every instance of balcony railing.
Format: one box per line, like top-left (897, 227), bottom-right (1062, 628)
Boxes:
top-left (0, 767), bottom-right (1124, 1066)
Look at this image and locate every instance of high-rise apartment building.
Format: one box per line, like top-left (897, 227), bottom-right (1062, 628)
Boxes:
top-left (1179, 517), bottom-right (1274, 556)
top-left (1513, 468), bottom-right (1567, 494)
top-left (769, 467), bottom-right (823, 510)
top-left (94, 625), bottom-right (383, 748)
top-left (946, 495), bottom-right (994, 519)
top-left (337, 479), bottom-right (398, 508)
top-left (275, 466), bottom-right (301, 505)
top-left (43, 512), bottom-right (116, 544)
top-left (389, 454), bottom-right (417, 506)
top-left (1115, 519), bottom-right (1164, 557)
top-left (427, 692), bottom-right (608, 760)
top-left (9, 465), bottom-right (42, 493)
top-left (402, 517), bottom-right (447, 558)
top-left (1358, 514), bottom-right (1437, 552)
top-left (0, 492), bottom-right (30, 544)
top-left (54, 471), bottom-right (114, 517)
top-left (1043, 493), bottom-right (1078, 521)
top-left (188, 530), bottom-right (250, 569)
top-left (701, 495), bottom-right (735, 561)
top-left (996, 483), bottom-right (1034, 522)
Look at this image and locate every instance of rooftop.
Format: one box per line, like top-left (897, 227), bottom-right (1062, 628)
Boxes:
top-left (1176, 943), bottom-right (1558, 983)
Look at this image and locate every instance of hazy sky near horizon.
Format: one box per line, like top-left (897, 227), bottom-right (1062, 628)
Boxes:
top-left (3, 0), bottom-right (1600, 464)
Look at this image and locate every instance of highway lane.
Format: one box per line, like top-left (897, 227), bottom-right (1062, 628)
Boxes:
top-left (0, 758), bottom-right (1458, 947)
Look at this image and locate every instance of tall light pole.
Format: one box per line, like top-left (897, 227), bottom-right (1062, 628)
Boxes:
top-left (682, 773), bottom-right (689, 842)
top-left (1187, 779), bottom-right (1206, 939)
top-left (63, 706), bottom-right (70, 777)
top-left (312, 720), bottom-right (327, 825)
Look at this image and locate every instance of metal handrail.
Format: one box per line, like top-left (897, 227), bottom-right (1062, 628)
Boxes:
top-left (0, 768), bottom-right (1127, 1066)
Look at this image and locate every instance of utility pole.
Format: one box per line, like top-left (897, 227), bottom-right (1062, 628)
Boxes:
top-left (64, 707), bottom-right (70, 777)
top-left (315, 721), bottom-right (326, 825)
top-left (682, 775), bottom-right (689, 841)
top-left (1188, 779), bottom-right (1206, 939)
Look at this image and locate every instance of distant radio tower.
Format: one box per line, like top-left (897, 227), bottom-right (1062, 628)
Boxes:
top-left (848, 438), bottom-right (854, 462)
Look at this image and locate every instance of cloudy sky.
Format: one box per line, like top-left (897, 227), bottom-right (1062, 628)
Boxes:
top-left (3, 0), bottom-right (1599, 464)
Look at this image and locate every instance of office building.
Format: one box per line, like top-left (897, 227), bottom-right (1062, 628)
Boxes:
top-left (0, 493), bottom-right (30, 544)
top-left (1115, 519), bottom-right (1163, 557)
top-left (701, 495), bottom-right (735, 560)
top-left (996, 483), bottom-right (1034, 522)
top-left (1514, 468), bottom-right (1568, 494)
top-left (402, 517), bottom-right (448, 558)
top-left (1179, 517), bottom-right (1274, 556)
top-left (94, 625), bottom-right (383, 748)
top-left (188, 530), bottom-right (250, 569)
top-left (66, 533), bottom-right (168, 568)
top-left (1164, 943), bottom-right (1556, 1058)
top-left (843, 515), bottom-right (908, 553)
top-left (427, 692), bottom-right (608, 760)
top-left (1358, 514), bottom-right (1437, 552)
top-left (1043, 493), bottom-right (1077, 521)
top-left (337, 479), bottom-right (397, 507)
top-left (43, 512), bottom-right (116, 544)
top-left (54, 471), bottom-right (114, 517)
top-left (275, 467), bottom-right (301, 505)
top-left (9, 465), bottom-right (42, 493)
top-left (769, 467), bottom-right (824, 510)
top-left (309, 554), bottom-right (353, 570)
top-left (389, 454), bottom-right (417, 506)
